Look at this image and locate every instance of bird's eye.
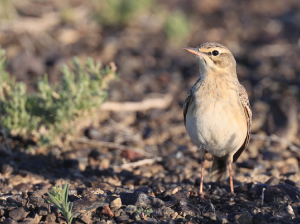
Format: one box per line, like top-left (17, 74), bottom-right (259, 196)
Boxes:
top-left (212, 50), bottom-right (219, 56)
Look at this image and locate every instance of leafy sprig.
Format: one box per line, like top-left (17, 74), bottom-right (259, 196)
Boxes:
top-left (47, 183), bottom-right (74, 224)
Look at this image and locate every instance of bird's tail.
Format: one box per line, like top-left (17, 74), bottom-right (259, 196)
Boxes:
top-left (210, 156), bottom-right (229, 182)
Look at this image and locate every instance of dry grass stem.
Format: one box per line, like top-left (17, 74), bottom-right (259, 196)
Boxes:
top-left (112, 157), bottom-right (163, 169)
top-left (99, 94), bottom-right (173, 111)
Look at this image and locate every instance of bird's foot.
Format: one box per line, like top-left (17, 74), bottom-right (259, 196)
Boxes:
top-left (229, 193), bottom-right (236, 201)
top-left (198, 194), bottom-right (206, 203)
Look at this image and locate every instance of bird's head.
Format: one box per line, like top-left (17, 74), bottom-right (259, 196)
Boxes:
top-left (184, 42), bottom-right (237, 78)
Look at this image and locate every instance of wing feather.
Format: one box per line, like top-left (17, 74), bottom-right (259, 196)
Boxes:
top-left (183, 89), bottom-right (193, 128)
top-left (233, 85), bottom-right (252, 162)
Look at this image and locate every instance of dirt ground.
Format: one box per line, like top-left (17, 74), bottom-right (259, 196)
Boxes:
top-left (0, 0), bottom-right (300, 223)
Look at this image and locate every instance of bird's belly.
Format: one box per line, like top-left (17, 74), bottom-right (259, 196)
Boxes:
top-left (186, 102), bottom-right (247, 157)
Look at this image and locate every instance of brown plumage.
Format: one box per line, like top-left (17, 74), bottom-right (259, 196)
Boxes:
top-left (183, 42), bottom-right (252, 197)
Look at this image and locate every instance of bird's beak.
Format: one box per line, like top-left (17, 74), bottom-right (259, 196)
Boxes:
top-left (183, 47), bottom-right (205, 57)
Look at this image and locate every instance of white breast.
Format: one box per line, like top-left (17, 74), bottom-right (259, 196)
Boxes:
top-left (186, 91), bottom-right (247, 157)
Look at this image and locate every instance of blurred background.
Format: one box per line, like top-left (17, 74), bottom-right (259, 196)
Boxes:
top-left (0, 0), bottom-right (300, 197)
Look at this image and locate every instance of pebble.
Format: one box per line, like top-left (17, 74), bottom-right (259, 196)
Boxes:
top-left (125, 205), bottom-right (136, 214)
top-left (100, 205), bottom-right (114, 217)
top-left (9, 207), bottom-right (27, 221)
top-left (109, 197), bottom-right (122, 209)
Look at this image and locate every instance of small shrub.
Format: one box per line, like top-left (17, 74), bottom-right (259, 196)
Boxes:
top-left (93, 0), bottom-right (154, 26)
top-left (47, 183), bottom-right (74, 224)
top-left (0, 48), bottom-right (117, 146)
top-left (164, 11), bottom-right (190, 45)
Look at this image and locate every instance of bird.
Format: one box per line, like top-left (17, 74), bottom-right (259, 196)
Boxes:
top-left (183, 42), bottom-right (252, 198)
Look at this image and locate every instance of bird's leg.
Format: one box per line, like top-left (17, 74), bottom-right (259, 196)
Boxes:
top-left (199, 149), bottom-right (205, 202)
top-left (227, 160), bottom-right (234, 196)
top-left (199, 159), bottom-right (204, 198)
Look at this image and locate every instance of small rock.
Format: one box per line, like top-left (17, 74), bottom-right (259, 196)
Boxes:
top-left (133, 192), bottom-right (151, 209)
top-left (100, 205), bottom-right (114, 217)
top-left (265, 177), bottom-right (280, 186)
top-left (228, 212), bottom-right (242, 222)
top-left (99, 158), bottom-right (110, 169)
top-left (70, 218), bottom-right (84, 224)
top-left (152, 207), bottom-right (164, 217)
top-left (237, 160), bottom-right (263, 169)
top-left (90, 188), bottom-right (105, 195)
top-left (163, 187), bottom-right (179, 197)
top-left (24, 203), bottom-right (35, 212)
top-left (144, 217), bottom-right (158, 223)
top-left (9, 207), bottom-right (27, 221)
top-left (37, 203), bottom-right (50, 216)
top-left (57, 215), bottom-right (67, 223)
top-left (28, 213), bottom-right (41, 223)
top-left (249, 183), bottom-right (269, 195)
top-left (14, 183), bottom-right (32, 193)
top-left (203, 203), bottom-right (215, 213)
top-left (202, 212), bottom-right (217, 221)
top-left (72, 194), bottom-right (110, 217)
top-left (125, 205), bottom-right (137, 214)
top-left (151, 197), bottom-right (164, 208)
top-left (30, 186), bottom-right (50, 197)
top-left (263, 151), bottom-right (281, 161)
top-left (113, 208), bottom-right (122, 217)
top-left (236, 183), bottom-right (253, 193)
top-left (117, 215), bottom-right (130, 222)
top-left (97, 183), bottom-right (115, 193)
top-left (135, 186), bottom-right (155, 197)
top-left (264, 184), bottom-right (300, 203)
top-left (235, 211), bottom-right (253, 224)
top-left (285, 179), bottom-right (297, 187)
top-left (115, 187), bottom-right (133, 194)
top-left (217, 218), bottom-right (229, 224)
top-left (280, 164), bottom-right (299, 174)
top-left (121, 149), bottom-right (143, 161)
top-left (78, 214), bottom-right (92, 224)
top-left (253, 212), bottom-right (268, 224)
top-left (170, 192), bottom-right (189, 206)
top-left (153, 187), bottom-right (165, 195)
top-left (162, 207), bottom-right (175, 217)
top-left (29, 197), bottom-right (44, 203)
top-left (7, 197), bottom-right (27, 207)
top-left (45, 213), bottom-right (56, 222)
top-left (110, 197), bottom-right (122, 209)
top-left (85, 128), bottom-right (101, 140)
top-left (1, 164), bottom-right (14, 177)
top-left (269, 168), bottom-right (280, 178)
top-left (3, 218), bottom-right (18, 224)
top-left (179, 204), bottom-right (201, 217)
top-left (22, 192), bottom-right (28, 198)
top-left (133, 212), bottom-right (141, 221)
top-left (286, 205), bottom-right (295, 218)
top-left (18, 220), bottom-right (33, 224)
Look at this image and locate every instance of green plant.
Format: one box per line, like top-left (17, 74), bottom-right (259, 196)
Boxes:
top-left (0, 48), bottom-right (117, 146)
top-left (163, 11), bottom-right (190, 45)
top-left (47, 183), bottom-right (74, 224)
top-left (136, 207), bottom-right (153, 218)
top-left (0, 0), bottom-right (18, 20)
top-left (93, 0), bottom-right (154, 26)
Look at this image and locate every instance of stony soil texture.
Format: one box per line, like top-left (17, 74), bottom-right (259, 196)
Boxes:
top-left (1, 0), bottom-right (300, 224)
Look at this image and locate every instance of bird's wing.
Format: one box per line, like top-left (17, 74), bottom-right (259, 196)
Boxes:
top-left (183, 88), bottom-right (193, 128)
top-left (233, 84), bottom-right (252, 162)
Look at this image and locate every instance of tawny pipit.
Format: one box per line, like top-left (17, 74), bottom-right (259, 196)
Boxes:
top-left (183, 42), bottom-right (252, 197)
